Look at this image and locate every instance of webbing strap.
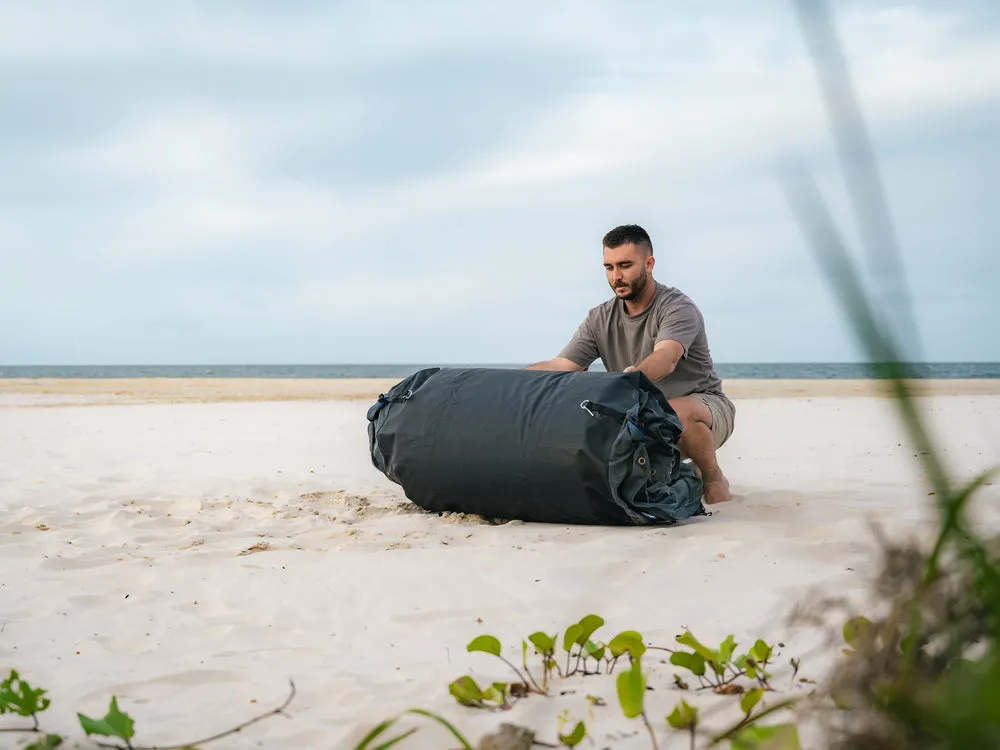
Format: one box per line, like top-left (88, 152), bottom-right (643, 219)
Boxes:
top-left (367, 389), bottom-right (413, 421)
top-left (580, 400), bottom-right (646, 442)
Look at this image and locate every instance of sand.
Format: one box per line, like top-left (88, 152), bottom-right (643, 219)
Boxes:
top-left (2, 376), bottom-right (1000, 406)
top-left (1, 379), bottom-right (999, 749)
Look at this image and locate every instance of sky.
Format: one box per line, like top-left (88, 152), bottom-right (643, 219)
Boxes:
top-left (2, 0), bottom-right (998, 365)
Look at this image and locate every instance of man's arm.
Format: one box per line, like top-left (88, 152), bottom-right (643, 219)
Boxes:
top-left (624, 300), bottom-right (700, 381)
top-left (625, 339), bottom-right (684, 381)
top-left (526, 357), bottom-right (586, 371)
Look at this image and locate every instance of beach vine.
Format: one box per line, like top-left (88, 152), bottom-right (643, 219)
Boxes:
top-left (0, 670), bottom-right (295, 750)
top-left (354, 615), bottom-right (809, 750)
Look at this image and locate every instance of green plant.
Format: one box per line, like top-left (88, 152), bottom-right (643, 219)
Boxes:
top-left (0, 670), bottom-right (60, 748)
top-left (617, 655), bottom-right (659, 750)
top-left (357, 614), bottom-right (807, 750)
top-left (556, 711), bottom-right (586, 748)
top-left (670, 632), bottom-right (779, 693)
top-left (0, 670), bottom-right (295, 750)
top-left (353, 708), bottom-right (475, 750)
top-left (780, 1), bottom-right (1000, 747)
top-left (666, 699), bottom-right (699, 750)
top-left (78, 697), bottom-right (136, 748)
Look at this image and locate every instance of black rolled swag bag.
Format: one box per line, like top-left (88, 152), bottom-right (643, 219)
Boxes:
top-left (366, 367), bottom-right (706, 525)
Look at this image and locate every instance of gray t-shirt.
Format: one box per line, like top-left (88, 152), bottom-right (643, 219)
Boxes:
top-left (558, 282), bottom-right (724, 400)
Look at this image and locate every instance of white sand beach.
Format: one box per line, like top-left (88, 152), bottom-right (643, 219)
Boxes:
top-left (2, 378), bottom-right (999, 749)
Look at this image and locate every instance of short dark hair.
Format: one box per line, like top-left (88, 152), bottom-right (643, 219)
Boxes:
top-left (602, 224), bottom-right (653, 255)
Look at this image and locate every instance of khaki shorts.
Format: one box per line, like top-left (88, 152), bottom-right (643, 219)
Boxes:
top-left (691, 391), bottom-right (736, 449)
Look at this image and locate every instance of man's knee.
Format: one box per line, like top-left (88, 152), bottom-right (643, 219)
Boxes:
top-left (668, 396), bottom-right (713, 433)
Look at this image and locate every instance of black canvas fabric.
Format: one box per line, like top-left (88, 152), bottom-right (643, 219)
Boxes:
top-left (366, 367), bottom-right (706, 525)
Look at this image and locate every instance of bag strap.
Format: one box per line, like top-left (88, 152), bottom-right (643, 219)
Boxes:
top-left (579, 399), bottom-right (626, 422)
top-left (580, 400), bottom-right (647, 442)
top-left (379, 388), bottom-right (413, 404)
top-left (367, 389), bottom-right (414, 421)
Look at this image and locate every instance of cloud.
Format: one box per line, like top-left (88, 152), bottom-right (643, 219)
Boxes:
top-left (1, 1), bottom-right (998, 364)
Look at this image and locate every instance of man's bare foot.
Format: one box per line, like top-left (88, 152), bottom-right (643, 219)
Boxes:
top-left (703, 472), bottom-right (731, 505)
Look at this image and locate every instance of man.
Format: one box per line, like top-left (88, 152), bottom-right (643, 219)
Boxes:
top-left (528, 224), bottom-right (735, 505)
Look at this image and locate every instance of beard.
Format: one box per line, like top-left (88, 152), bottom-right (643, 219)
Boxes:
top-left (612, 271), bottom-right (649, 301)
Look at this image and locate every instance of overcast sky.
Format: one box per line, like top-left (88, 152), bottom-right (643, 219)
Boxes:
top-left (2, 1), bottom-right (997, 365)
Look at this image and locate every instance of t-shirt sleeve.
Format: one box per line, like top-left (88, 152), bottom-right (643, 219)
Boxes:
top-left (655, 300), bottom-right (701, 356)
top-left (558, 316), bottom-right (600, 368)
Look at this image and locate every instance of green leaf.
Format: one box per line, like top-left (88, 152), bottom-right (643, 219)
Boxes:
top-left (583, 640), bottom-right (605, 661)
top-left (616, 660), bottom-right (646, 718)
top-left (25, 735), bottom-right (63, 750)
top-left (751, 640), bottom-right (773, 663)
top-left (528, 631), bottom-right (556, 653)
top-left (467, 635), bottom-right (502, 657)
top-left (843, 616), bottom-right (873, 647)
top-left (718, 635), bottom-right (738, 666)
top-left (77, 697), bottom-right (135, 740)
top-left (448, 676), bottom-right (484, 706)
top-left (559, 720), bottom-right (587, 747)
top-left (730, 723), bottom-right (800, 750)
top-left (563, 624), bottom-right (583, 653)
top-left (609, 631), bottom-right (646, 659)
top-left (482, 683), bottom-right (507, 705)
top-left (0, 670), bottom-right (51, 716)
top-left (670, 651), bottom-right (707, 676)
top-left (666, 699), bottom-right (698, 730)
top-left (575, 615), bottom-right (605, 646)
top-left (676, 631), bottom-right (719, 664)
top-left (741, 688), bottom-right (764, 715)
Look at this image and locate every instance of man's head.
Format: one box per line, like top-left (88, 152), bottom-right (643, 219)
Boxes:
top-left (602, 224), bottom-right (655, 302)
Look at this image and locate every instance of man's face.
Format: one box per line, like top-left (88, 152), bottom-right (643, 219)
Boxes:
top-left (603, 242), bottom-right (653, 301)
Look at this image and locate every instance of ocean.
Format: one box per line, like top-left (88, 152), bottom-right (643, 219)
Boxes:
top-left (1, 363), bottom-right (998, 379)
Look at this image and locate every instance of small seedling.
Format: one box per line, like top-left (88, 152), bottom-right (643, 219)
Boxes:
top-left (526, 631), bottom-right (559, 686)
top-left (466, 635), bottom-right (544, 697)
top-left (562, 615), bottom-right (605, 676)
top-left (1, 670), bottom-right (51, 730)
top-left (671, 632), bottom-right (780, 692)
top-left (77, 680), bottom-right (295, 749)
top-left (607, 630), bottom-right (646, 673)
top-left (666, 699), bottom-right (698, 750)
top-left (617, 657), bottom-right (658, 750)
top-left (24, 735), bottom-right (63, 750)
top-left (78, 697), bottom-right (135, 748)
top-left (448, 676), bottom-right (514, 710)
top-left (556, 710), bottom-right (587, 748)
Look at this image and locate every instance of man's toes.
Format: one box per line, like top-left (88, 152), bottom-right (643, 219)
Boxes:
top-left (704, 477), bottom-right (731, 505)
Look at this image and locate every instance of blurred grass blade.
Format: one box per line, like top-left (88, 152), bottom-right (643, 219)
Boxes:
top-left (790, 0), bottom-right (920, 361)
top-left (373, 727), bottom-right (419, 750)
top-left (779, 163), bottom-right (950, 502)
top-left (926, 468), bottom-right (999, 584)
top-left (405, 709), bottom-right (475, 750)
